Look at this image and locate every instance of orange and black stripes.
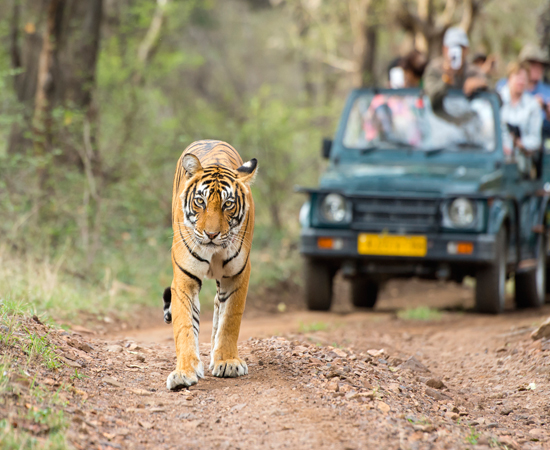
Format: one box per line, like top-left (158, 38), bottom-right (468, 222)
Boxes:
top-left (165, 139), bottom-right (257, 389)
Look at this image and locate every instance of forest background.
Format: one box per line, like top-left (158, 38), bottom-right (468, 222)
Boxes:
top-left (0, 0), bottom-right (548, 322)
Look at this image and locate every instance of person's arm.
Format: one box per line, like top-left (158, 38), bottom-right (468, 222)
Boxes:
top-left (463, 76), bottom-right (488, 97)
top-left (463, 64), bottom-right (488, 96)
top-left (500, 111), bottom-right (514, 156)
top-left (423, 61), bottom-right (448, 107)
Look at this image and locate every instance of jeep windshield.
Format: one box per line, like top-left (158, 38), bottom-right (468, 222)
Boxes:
top-left (343, 91), bottom-right (496, 153)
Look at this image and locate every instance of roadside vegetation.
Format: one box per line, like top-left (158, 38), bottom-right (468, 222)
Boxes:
top-left (397, 306), bottom-right (443, 321)
top-left (0, 299), bottom-right (71, 449)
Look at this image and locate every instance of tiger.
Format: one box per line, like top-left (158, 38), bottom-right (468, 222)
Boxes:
top-left (162, 140), bottom-right (257, 390)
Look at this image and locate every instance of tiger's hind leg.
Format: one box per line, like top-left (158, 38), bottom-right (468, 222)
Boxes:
top-left (210, 262), bottom-right (250, 378)
top-left (162, 287), bottom-right (172, 324)
top-left (166, 277), bottom-right (204, 390)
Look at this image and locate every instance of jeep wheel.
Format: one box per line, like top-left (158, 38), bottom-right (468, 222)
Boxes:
top-left (516, 234), bottom-right (546, 309)
top-left (304, 259), bottom-right (335, 311)
top-left (350, 278), bottom-right (379, 308)
top-left (475, 228), bottom-right (506, 314)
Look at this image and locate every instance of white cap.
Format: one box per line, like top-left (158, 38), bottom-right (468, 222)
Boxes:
top-left (443, 27), bottom-right (469, 48)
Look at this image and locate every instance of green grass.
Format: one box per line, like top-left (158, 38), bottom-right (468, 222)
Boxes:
top-left (21, 329), bottom-right (63, 371)
top-left (70, 368), bottom-right (88, 382)
top-left (397, 306), bottom-right (442, 321)
top-left (0, 298), bottom-right (61, 370)
top-left (0, 253), bottom-right (113, 322)
top-left (0, 418), bottom-right (70, 450)
top-left (406, 416), bottom-right (432, 426)
top-left (465, 426), bottom-right (480, 445)
top-left (0, 233), bottom-right (303, 323)
top-left (299, 321), bottom-right (329, 333)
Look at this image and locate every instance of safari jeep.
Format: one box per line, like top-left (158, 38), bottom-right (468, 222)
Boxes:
top-left (299, 88), bottom-right (550, 314)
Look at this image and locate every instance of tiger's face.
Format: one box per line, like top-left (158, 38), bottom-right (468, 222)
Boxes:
top-left (180, 154), bottom-right (257, 249)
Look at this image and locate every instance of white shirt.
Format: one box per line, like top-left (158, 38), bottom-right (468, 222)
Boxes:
top-left (499, 85), bottom-right (542, 153)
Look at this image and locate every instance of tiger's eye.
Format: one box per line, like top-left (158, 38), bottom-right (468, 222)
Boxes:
top-left (224, 201), bottom-right (233, 208)
top-left (195, 198), bottom-right (204, 205)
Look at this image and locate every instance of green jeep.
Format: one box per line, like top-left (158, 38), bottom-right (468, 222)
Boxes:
top-left (299, 88), bottom-right (550, 314)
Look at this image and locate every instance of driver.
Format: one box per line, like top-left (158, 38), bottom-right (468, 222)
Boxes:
top-left (423, 27), bottom-right (488, 109)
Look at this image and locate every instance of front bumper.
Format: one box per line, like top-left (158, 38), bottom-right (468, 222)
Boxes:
top-left (300, 228), bottom-right (497, 264)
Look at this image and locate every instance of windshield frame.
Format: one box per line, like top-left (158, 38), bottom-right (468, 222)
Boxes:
top-left (333, 88), bottom-right (504, 166)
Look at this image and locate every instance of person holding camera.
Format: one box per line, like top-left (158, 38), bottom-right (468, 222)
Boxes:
top-left (500, 62), bottom-right (543, 177)
top-left (423, 27), bottom-right (488, 107)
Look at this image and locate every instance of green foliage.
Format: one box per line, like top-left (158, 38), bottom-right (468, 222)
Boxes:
top-left (397, 306), bottom-right (442, 321)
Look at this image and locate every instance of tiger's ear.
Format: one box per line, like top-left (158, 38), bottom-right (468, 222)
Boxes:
top-left (182, 154), bottom-right (203, 179)
top-left (236, 158), bottom-right (258, 185)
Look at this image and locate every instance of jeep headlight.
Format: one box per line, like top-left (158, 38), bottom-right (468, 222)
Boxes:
top-left (321, 194), bottom-right (350, 223)
top-left (448, 198), bottom-right (476, 227)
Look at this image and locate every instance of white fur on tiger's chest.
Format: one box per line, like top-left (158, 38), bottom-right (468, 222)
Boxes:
top-left (206, 252), bottom-right (224, 280)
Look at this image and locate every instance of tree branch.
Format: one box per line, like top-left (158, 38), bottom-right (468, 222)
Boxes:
top-left (436, 0), bottom-right (457, 28)
top-left (394, 1), bottom-right (431, 36)
top-left (460, 0), bottom-right (490, 34)
top-left (321, 54), bottom-right (356, 73)
top-left (137, 0), bottom-right (170, 65)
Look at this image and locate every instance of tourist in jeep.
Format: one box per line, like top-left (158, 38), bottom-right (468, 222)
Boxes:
top-left (423, 27), bottom-right (488, 107)
top-left (500, 61), bottom-right (543, 178)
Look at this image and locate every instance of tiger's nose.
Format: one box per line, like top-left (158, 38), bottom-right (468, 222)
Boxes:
top-left (205, 231), bottom-right (219, 240)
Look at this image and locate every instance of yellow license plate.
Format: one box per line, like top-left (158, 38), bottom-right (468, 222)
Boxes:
top-left (358, 234), bottom-right (427, 257)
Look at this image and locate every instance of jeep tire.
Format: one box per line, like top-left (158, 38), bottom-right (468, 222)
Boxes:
top-left (475, 227), bottom-right (507, 314)
top-left (304, 259), bottom-right (335, 311)
top-left (516, 234), bottom-right (546, 309)
top-left (350, 278), bottom-right (379, 308)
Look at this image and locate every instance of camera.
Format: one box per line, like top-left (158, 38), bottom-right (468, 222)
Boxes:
top-left (448, 46), bottom-right (463, 71)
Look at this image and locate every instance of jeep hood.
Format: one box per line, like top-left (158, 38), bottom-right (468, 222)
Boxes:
top-left (319, 163), bottom-right (502, 195)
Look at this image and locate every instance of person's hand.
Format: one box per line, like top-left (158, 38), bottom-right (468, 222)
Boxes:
top-left (442, 59), bottom-right (455, 85)
top-left (481, 55), bottom-right (496, 76)
top-left (514, 137), bottom-right (528, 154)
top-left (503, 145), bottom-right (512, 156)
top-left (535, 94), bottom-right (545, 108)
top-left (463, 76), bottom-right (488, 97)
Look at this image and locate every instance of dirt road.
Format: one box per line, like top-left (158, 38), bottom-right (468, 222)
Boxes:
top-left (29, 280), bottom-right (550, 449)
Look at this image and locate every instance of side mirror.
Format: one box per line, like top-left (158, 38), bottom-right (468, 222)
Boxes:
top-left (322, 138), bottom-right (333, 159)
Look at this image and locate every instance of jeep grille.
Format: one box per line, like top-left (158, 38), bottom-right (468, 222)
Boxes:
top-left (352, 197), bottom-right (439, 232)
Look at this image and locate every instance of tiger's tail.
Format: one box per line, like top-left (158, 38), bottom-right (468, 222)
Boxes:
top-left (163, 287), bottom-right (172, 324)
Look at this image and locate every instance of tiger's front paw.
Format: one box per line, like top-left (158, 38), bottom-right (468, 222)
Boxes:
top-left (166, 361), bottom-right (204, 390)
top-left (211, 358), bottom-right (248, 378)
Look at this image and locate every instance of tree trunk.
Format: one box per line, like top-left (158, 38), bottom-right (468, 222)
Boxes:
top-left (351, 0), bottom-right (379, 87)
top-left (33, 0), bottom-right (62, 156)
top-left (394, 0), bottom-right (484, 61)
top-left (8, 0), bottom-right (104, 267)
top-left (539, 0), bottom-right (550, 58)
top-left (8, 0), bottom-right (103, 163)
top-left (8, 0), bottom-right (47, 154)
